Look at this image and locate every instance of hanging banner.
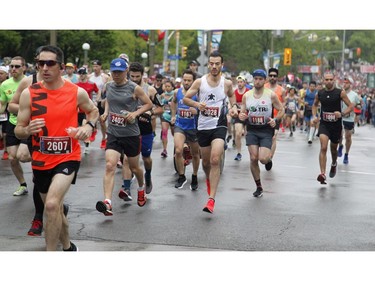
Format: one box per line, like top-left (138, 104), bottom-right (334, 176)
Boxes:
top-left (137, 30), bottom-right (166, 42)
top-left (263, 50), bottom-right (270, 71)
top-left (197, 30), bottom-right (223, 51)
top-left (197, 30), bottom-right (205, 48)
top-left (211, 30), bottom-right (223, 51)
top-left (273, 54), bottom-right (281, 69)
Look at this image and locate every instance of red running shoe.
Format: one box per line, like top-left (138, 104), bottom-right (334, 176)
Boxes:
top-left (27, 219), bottom-right (43, 236)
top-left (137, 190), bottom-right (147, 207)
top-left (317, 173), bottom-right (327, 184)
top-left (89, 129), bottom-right (97, 142)
top-left (2, 151), bottom-right (8, 160)
top-left (203, 198), bottom-right (215, 214)
top-left (96, 200), bottom-right (113, 216)
top-left (206, 178), bottom-right (211, 195)
top-left (119, 188), bottom-right (132, 201)
top-left (100, 139), bottom-right (107, 149)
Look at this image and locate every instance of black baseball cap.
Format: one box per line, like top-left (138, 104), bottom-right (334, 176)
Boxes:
top-left (92, 60), bottom-right (102, 66)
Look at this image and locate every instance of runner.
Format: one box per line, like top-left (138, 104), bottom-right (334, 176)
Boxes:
top-left (232, 75), bottom-right (249, 160)
top-left (239, 69), bottom-right (285, 198)
top-left (337, 77), bottom-right (361, 164)
top-left (183, 51), bottom-right (237, 214)
top-left (304, 81), bottom-right (319, 144)
top-left (170, 69), bottom-right (200, 190)
top-left (312, 72), bottom-right (354, 184)
top-left (0, 56), bottom-right (28, 196)
top-left (119, 62), bottom-right (163, 201)
top-left (15, 45), bottom-right (99, 250)
top-left (284, 86), bottom-right (300, 137)
top-left (264, 67), bottom-right (285, 171)
top-left (96, 58), bottom-right (152, 215)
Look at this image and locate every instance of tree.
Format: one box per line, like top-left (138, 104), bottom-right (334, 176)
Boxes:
top-left (0, 31), bottom-right (23, 59)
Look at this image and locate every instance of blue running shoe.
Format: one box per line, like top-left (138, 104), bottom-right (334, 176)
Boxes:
top-left (343, 154), bottom-right (349, 164)
top-left (338, 145), bottom-right (343, 157)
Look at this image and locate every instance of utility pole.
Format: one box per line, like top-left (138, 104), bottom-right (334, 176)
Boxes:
top-left (341, 30), bottom-right (346, 72)
top-left (207, 30), bottom-right (212, 57)
top-left (163, 30), bottom-right (169, 74)
top-left (50, 30), bottom-right (57, 46)
top-left (175, 31), bottom-right (180, 78)
top-left (149, 30), bottom-right (156, 75)
top-left (270, 31), bottom-right (274, 68)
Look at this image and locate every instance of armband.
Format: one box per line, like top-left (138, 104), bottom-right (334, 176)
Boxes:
top-left (152, 94), bottom-right (163, 107)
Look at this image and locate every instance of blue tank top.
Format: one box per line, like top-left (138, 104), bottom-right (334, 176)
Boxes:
top-left (175, 88), bottom-right (197, 130)
top-left (305, 89), bottom-right (317, 107)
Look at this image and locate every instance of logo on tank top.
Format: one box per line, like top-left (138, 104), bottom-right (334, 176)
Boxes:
top-left (208, 93), bottom-right (215, 100)
top-left (250, 101), bottom-right (268, 113)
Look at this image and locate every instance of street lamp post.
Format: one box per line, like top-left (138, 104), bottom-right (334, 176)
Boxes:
top-left (141, 52), bottom-right (148, 69)
top-left (82, 43), bottom-right (90, 66)
top-left (341, 30), bottom-right (346, 72)
top-left (310, 34), bottom-right (339, 75)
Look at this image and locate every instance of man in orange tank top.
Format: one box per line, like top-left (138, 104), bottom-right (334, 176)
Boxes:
top-left (264, 68), bottom-right (285, 171)
top-left (15, 45), bottom-right (99, 251)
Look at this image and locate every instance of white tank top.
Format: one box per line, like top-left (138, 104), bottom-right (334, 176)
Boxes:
top-left (245, 88), bottom-right (273, 127)
top-left (89, 73), bottom-right (106, 92)
top-left (197, 75), bottom-right (227, 130)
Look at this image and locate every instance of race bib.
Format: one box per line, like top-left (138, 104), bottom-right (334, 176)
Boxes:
top-left (202, 106), bottom-right (219, 117)
top-left (288, 102), bottom-right (296, 111)
top-left (0, 112), bottom-right (7, 122)
top-left (109, 112), bottom-right (126, 127)
top-left (249, 115), bottom-right (266, 125)
top-left (179, 109), bottom-right (193, 118)
top-left (322, 112), bottom-right (337, 122)
top-left (40, 136), bottom-right (72, 154)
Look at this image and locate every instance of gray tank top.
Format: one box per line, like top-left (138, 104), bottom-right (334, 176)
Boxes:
top-left (106, 80), bottom-right (140, 137)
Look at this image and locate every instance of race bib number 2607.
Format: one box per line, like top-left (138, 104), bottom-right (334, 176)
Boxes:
top-left (40, 136), bottom-right (72, 154)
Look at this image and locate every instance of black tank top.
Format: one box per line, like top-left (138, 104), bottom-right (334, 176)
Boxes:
top-left (32, 73), bottom-right (37, 84)
top-left (318, 88), bottom-right (342, 113)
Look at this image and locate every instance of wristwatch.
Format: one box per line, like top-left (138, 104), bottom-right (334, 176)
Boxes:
top-left (86, 121), bottom-right (95, 129)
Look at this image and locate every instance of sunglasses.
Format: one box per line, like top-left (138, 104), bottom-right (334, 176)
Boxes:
top-left (10, 65), bottom-right (22, 69)
top-left (37, 60), bottom-right (60, 67)
top-left (269, 74), bottom-right (277, 78)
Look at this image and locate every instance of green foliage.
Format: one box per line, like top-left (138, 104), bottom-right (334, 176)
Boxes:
top-left (0, 30), bottom-right (23, 58)
top-left (347, 30), bottom-right (375, 62)
top-left (1, 29), bottom-right (375, 77)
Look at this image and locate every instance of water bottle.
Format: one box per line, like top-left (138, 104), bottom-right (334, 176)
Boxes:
top-left (66, 127), bottom-right (90, 142)
top-left (65, 127), bottom-right (78, 137)
top-left (120, 110), bottom-right (135, 124)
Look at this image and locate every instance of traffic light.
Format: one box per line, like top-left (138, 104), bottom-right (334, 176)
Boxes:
top-left (356, 47), bottom-right (361, 57)
top-left (284, 48), bottom-right (292, 66)
top-left (181, 46), bottom-right (188, 58)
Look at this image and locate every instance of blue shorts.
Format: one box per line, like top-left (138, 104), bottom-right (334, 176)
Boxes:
top-left (141, 133), bottom-right (154, 157)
